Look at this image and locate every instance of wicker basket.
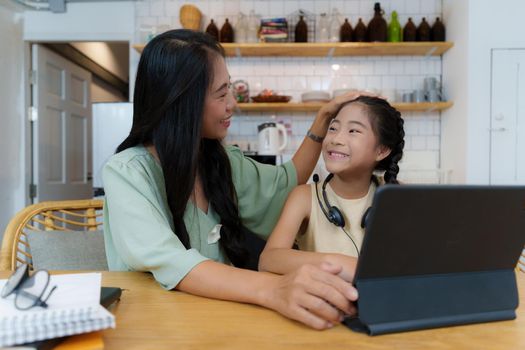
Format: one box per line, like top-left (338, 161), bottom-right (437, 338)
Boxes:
top-left (180, 4), bottom-right (202, 30)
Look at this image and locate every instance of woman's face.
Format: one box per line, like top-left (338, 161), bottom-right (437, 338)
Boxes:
top-left (322, 103), bottom-right (390, 177)
top-left (201, 55), bottom-right (235, 139)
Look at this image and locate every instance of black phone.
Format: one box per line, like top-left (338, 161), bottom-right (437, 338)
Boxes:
top-left (100, 287), bottom-right (122, 309)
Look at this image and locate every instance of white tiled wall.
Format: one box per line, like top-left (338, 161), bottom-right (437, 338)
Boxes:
top-left (134, 0), bottom-right (446, 183)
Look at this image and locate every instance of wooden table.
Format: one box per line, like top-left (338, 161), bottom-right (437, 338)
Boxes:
top-left (2, 271), bottom-right (524, 349)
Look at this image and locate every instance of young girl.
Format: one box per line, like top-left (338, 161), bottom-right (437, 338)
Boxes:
top-left (259, 96), bottom-right (405, 282)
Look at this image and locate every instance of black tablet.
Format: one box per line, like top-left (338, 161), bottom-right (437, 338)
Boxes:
top-left (345, 185), bottom-right (525, 335)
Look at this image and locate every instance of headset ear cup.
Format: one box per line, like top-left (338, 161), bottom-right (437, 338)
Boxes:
top-left (361, 207), bottom-right (371, 229)
top-left (328, 207), bottom-right (345, 227)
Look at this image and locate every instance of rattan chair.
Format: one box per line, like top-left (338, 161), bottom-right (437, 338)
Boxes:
top-left (518, 250), bottom-right (525, 273)
top-left (0, 200), bottom-right (103, 271)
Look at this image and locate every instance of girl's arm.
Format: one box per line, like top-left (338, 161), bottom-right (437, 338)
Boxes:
top-left (259, 185), bottom-right (358, 282)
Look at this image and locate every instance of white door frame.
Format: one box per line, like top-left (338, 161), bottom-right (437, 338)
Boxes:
top-left (489, 48), bottom-right (525, 184)
top-left (23, 30), bottom-right (134, 203)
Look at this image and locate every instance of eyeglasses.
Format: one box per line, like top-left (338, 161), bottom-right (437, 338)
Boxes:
top-left (1, 264), bottom-right (57, 310)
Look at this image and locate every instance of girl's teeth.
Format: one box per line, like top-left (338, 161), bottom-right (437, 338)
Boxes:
top-left (330, 152), bottom-right (348, 158)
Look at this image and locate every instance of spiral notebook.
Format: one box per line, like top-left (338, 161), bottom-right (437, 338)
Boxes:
top-left (0, 273), bottom-right (116, 347)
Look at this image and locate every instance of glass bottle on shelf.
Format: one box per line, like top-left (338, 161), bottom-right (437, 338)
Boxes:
top-left (417, 17), bottom-right (431, 41)
top-left (431, 17), bottom-right (446, 41)
top-left (235, 13), bottom-right (247, 43)
top-left (367, 2), bottom-right (387, 42)
top-left (246, 10), bottom-right (259, 43)
top-left (354, 18), bottom-right (367, 42)
top-left (205, 19), bottom-right (219, 41)
top-left (220, 18), bottom-right (234, 43)
top-left (317, 13), bottom-right (329, 42)
top-left (340, 18), bottom-right (353, 42)
top-left (329, 8), bottom-right (342, 42)
top-left (403, 17), bottom-right (417, 41)
top-left (295, 15), bottom-right (308, 42)
top-left (388, 10), bottom-right (401, 42)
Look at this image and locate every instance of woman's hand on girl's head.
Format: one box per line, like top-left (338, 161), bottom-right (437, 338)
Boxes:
top-left (316, 90), bottom-right (377, 125)
top-left (261, 264), bottom-right (358, 330)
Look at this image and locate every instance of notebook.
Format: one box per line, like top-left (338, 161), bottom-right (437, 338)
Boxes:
top-left (0, 273), bottom-right (116, 347)
top-left (344, 185), bottom-right (525, 335)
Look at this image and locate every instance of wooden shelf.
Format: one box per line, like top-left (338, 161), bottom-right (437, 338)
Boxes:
top-left (133, 42), bottom-right (453, 57)
top-left (235, 101), bottom-right (453, 113)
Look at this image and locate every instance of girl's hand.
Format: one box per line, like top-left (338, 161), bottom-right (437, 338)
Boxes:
top-left (260, 263), bottom-right (358, 330)
top-left (323, 254), bottom-right (358, 283)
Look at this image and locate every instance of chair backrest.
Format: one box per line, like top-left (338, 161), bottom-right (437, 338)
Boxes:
top-left (0, 200), bottom-right (103, 270)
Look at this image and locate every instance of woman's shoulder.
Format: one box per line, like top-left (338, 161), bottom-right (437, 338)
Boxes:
top-left (106, 145), bottom-right (151, 166)
top-left (105, 146), bottom-right (162, 174)
top-left (224, 144), bottom-right (245, 163)
top-left (103, 145), bottom-right (160, 181)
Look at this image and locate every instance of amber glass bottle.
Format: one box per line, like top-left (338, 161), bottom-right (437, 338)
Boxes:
top-left (354, 18), bottom-right (367, 42)
top-left (403, 17), bottom-right (417, 41)
top-left (220, 18), bottom-right (234, 43)
top-left (417, 17), bottom-right (431, 41)
top-left (431, 17), bottom-right (446, 41)
top-left (367, 2), bottom-right (387, 42)
top-left (295, 15), bottom-right (308, 42)
top-left (205, 19), bottom-right (219, 41)
top-left (340, 18), bottom-right (353, 42)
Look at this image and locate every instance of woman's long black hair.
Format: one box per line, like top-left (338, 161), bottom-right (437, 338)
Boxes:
top-left (116, 29), bottom-right (250, 268)
top-left (334, 96), bottom-right (405, 184)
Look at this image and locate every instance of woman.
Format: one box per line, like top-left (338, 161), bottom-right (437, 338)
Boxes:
top-left (103, 29), bottom-right (360, 330)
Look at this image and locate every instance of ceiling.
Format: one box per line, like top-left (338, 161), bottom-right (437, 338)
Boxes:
top-left (12, 0), bottom-right (134, 13)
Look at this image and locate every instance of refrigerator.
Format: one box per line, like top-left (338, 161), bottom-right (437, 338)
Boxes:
top-left (92, 102), bottom-right (133, 194)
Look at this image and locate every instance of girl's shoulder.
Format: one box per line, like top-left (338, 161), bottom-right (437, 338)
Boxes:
top-left (287, 184), bottom-right (315, 203)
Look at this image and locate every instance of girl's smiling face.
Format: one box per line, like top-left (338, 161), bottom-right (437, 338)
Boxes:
top-left (322, 102), bottom-right (391, 177)
top-left (201, 55), bottom-right (235, 140)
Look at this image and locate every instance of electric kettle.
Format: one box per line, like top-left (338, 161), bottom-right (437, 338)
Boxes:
top-left (257, 122), bottom-right (288, 155)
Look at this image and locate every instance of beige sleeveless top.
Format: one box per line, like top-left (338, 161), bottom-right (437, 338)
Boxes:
top-left (297, 178), bottom-right (381, 257)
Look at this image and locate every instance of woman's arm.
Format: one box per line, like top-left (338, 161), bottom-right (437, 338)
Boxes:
top-left (292, 92), bottom-right (372, 184)
top-left (259, 185), bottom-right (358, 282)
top-left (178, 260), bottom-right (357, 330)
top-left (104, 156), bottom-right (357, 330)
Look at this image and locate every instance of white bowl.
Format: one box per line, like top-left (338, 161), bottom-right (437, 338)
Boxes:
top-left (301, 91), bottom-right (331, 102)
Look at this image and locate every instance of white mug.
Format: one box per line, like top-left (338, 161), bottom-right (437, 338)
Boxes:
top-left (257, 122), bottom-right (288, 155)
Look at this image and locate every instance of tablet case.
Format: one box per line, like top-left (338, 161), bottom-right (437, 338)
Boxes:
top-left (344, 185), bottom-right (525, 335)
